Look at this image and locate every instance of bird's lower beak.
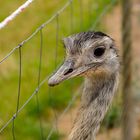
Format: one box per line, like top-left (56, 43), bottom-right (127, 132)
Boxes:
top-left (48, 60), bottom-right (97, 86)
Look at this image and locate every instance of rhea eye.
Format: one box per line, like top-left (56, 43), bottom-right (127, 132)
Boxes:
top-left (93, 46), bottom-right (105, 57)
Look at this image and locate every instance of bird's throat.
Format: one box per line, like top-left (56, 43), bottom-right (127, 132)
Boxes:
top-left (69, 72), bottom-right (119, 140)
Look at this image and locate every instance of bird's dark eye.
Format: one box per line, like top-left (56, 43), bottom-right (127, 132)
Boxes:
top-left (93, 46), bottom-right (105, 57)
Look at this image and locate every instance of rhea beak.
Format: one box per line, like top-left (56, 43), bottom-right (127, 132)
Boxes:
top-left (48, 60), bottom-right (74, 86)
top-left (48, 59), bottom-right (98, 86)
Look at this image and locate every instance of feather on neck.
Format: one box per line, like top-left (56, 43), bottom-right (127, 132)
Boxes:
top-left (69, 71), bottom-right (119, 140)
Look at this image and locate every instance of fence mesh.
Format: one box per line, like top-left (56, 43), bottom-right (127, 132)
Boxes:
top-left (1, 0), bottom-right (139, 140)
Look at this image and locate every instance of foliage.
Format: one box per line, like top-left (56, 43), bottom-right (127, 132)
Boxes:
top-left (102, 104), bottom-right (122, 129)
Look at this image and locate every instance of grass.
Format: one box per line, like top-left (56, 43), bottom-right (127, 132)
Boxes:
top-left (0, 0), bottom-right (117, 139)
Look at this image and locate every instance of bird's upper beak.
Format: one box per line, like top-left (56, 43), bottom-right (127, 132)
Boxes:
top-left (48, 59), bottom-right (98, 86)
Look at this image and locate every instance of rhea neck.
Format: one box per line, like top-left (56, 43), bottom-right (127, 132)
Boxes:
top-left (69, 71), bottom-right (119, 140)
top-left (82, 71), bottom-right (118, 106)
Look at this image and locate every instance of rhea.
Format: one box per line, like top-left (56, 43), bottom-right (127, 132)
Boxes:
top-left (48, 31), bottom-right (120, 140)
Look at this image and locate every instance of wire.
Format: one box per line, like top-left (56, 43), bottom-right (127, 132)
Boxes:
top-left (78, 0), bottom-right (84, 29)
top-left (47, 14), bottom-right (60, 138)
top-left (0, 0), bottom-right (34, 29)
top-left (0, 0), bottom-right (73, 65)
top-left (0, 1), bottom-right (75, 132)
top-left (35, 29), bottom-right (44, 140)
top-left (70, 0), bottom-right (74, 33)
top-left (46, 85), bottom-right (82, 140)
top-left (0, 76), bottom-right (48, 133)
top-left (90, 0), bottom-right (117, 30)
top-left (55, 14), bottom-right (59, 68)
top-left (11, 46), bottom-right (22, 140)
top-left (12, 119), bottom-right (16, 140)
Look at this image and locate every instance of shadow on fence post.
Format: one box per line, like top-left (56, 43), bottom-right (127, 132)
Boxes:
top-left (121, 0), bottom-right (134, 140)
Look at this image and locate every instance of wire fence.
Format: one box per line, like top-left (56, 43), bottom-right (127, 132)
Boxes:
top-left (0, 0), bottom-right (89, 135)
top-left (1, 0), bottom-right (139, 140)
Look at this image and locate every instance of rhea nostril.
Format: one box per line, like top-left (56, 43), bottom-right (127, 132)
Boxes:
top-left (64, 68), bottom-right (73, 75)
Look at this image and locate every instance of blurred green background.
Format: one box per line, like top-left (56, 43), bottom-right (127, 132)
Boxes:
top-left (0, 0), bottom-right (118, 139)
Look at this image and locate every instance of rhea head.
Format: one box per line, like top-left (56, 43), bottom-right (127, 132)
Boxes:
top-left (48, 31), bottom-right (119, 86)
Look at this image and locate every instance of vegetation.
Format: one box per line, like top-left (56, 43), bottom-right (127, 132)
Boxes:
top-left (0, 0), bottom-right (117, 139)
top-left (103, 103), bottom-right (122, 129)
